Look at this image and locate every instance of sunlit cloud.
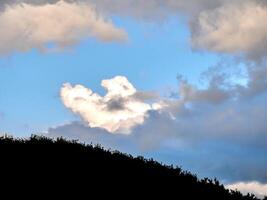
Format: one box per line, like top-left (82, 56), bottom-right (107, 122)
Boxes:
top-left (192, 1), bottom-right (267, 60)
top-left (0, 0), bottom-right (127, 54)
top-left (226, 181), bottom-right (267, 198)
top-left (55, 64), bottom-right (267, 183)
top-left (61, 76), bottom-right (164, 134)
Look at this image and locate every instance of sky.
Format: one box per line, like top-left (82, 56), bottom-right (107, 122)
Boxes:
top-left (0, 0), bottom-right (267, 197)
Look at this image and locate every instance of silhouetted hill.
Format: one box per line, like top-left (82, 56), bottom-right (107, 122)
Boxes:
top-left (0, 135), bottom-right (263, 199)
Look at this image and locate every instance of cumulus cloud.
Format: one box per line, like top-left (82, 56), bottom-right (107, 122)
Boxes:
top-left (0, 0), bottom-right (127, 54)
top-left (60, 76), bottom-right (163, 134)
top-left (18, 0), bottom-right (265, 61)
top-left (53, 64), bottom-right (267, 183)
top-left (1, 0), bottom-right (267, 60)
top-left (87, 0), bottom-right (267, 61)
top-left (226, 182), bottom-right (267, 198)
top-left (191, 0), bottom-right (267, 60)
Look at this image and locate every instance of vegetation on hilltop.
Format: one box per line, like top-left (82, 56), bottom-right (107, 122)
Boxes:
top-left (0, 135), bottom-right (264, 199)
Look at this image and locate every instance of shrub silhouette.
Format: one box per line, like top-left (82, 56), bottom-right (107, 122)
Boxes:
top-left (0, 135), bottom-right (263, 199)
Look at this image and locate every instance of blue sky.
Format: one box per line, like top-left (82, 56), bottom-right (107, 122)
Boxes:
top-left (0, 0), bottom-right (267, 197)
top-left (0, 18), bottom-right (219, 135)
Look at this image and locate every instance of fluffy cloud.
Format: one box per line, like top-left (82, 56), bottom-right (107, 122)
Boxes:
top-left (1, 0), bottom-right (267, 60)
top-left (52, 64), bottom-right (267, 184)
top-left (226, 182), bottom-right (267, 198)
top-left (0, 0), bottom-right (127, 54)
top-left (87, 0), bottom-right (267, 61)
top-left (61, 76), bottom-right (163, 134)
top-left (191, 1), bottom-right (267, 60)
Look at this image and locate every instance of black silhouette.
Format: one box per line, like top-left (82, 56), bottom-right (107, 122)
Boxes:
top-left (0, 135), bottom-right (262, 199)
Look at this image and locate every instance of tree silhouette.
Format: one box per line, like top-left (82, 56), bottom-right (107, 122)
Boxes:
top-left (0, 135), bottom-right (263, 200)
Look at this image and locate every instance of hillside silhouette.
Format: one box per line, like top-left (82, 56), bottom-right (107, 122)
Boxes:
top-left (0, 135), bottom-right (264, 199)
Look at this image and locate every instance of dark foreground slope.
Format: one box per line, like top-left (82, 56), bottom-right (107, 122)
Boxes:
top-left (0, 135), bottom-right (262, 199)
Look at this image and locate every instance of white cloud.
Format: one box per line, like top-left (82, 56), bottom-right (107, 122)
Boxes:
top-left (82, 0), bottom-right (267, 60)
top-left (226, 181), bottom-right (267, 198)
top-left (0, 0), bottom-right (127, 54)
top-left (2, 0), bottom-right (267, 60)
top-left (192, 1), bottom-right (267, 59)
top-left (61, 76), bottom-right (162, 134)
top-left (51, 69), bottom-right (267, 183)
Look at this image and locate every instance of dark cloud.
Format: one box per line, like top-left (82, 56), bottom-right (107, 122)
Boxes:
top-left (0, 0), bottom-right (225, 15)
top-left (46, 105), bottom-right (267, 184)
top-left (132, 91), bottom-right (159, 101)
top-left (176, 71), bottom-right (232, 104)
top-left (237, 64), bottom-right (267, 98)
top-left (47, 59), bottom-right (267, 185)
top-left (105, 97), bottom-right (126, 111)
top-left (47, 121), bottom-right (138, 154)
